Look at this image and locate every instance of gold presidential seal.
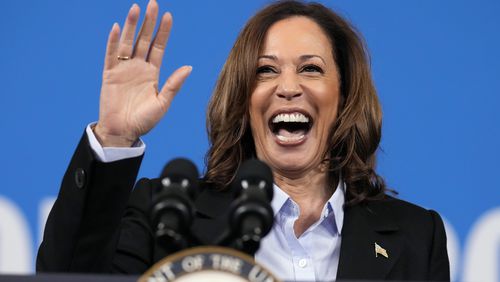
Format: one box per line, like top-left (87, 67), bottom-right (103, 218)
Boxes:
top-left (139, 246), bottom-right (280, 282)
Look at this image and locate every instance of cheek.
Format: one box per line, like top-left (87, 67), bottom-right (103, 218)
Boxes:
top-left (249, 95), bottom-right (266, 137)
top-left (248, 102), bottom-right (267, 160)
top-left (249, 87), bottom-right (272, 122)
top-left (316, 89), bottom-right (340, 127)
top-left (328, 94), bottom-right (340, 117)
top-left (250, 84), bottom-right (270, 107)
top-left (249, 112), bottom-right (262, 138)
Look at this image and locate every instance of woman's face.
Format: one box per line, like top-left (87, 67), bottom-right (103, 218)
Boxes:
top-left (249, 16), bottom-right (340, 178)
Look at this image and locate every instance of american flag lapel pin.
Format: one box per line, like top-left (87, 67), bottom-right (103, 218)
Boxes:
top-left (375, 242), bottom-right (388, 258)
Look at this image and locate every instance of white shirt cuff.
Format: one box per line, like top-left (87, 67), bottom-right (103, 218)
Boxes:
top-left (86, 123), bottom-right (145, 163)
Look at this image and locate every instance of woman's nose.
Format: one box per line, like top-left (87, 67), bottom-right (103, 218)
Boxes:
top-left (276, 72), bottom-right (302, 100)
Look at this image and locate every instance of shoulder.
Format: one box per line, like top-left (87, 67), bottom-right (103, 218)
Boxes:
top-left (367, 195), bottom-right (444, 228)
top-left (365, 196), bottom-right (450, 279)
top-left (357, 195), bottom-right (447, 249)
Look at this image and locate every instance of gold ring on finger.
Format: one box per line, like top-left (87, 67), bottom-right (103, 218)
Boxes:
top-left (117, 55), bottom-right (131, 60)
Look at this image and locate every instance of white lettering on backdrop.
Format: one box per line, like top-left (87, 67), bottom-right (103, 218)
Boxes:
top-left (0, 196), bottom-right (33, 274)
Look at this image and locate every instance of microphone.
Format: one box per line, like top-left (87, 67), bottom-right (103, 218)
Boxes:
top-left (151, 158), bottom-right (199, 253)
top-left (227, 159), bottom-right (274, 255)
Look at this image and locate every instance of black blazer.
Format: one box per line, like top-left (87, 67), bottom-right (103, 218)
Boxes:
top-left (37, 132), bottom-right (450, 280)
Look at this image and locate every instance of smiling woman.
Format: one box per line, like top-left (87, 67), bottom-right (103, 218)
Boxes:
top-left (37, 0), bottom-right (450, 281)
top-left (251, 17), bottom-right (340, 176)
top-left (205, 2), bottom-right (386, 208)
top-left (250, 17), bottom-right (342, 238)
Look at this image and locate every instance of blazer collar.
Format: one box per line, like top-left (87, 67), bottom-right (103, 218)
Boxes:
top-left (337, 199), bottom-right (402, 280)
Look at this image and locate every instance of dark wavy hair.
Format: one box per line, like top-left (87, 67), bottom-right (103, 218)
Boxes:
top-left (204, 0), bottom-right (389, 206)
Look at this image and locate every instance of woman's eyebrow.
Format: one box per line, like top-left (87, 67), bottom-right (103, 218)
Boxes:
top-left (258, 55), bottom-right (278, 61)
top-left (299, 54), bottom-right (326, 64)
top-left (258, 54), bottom-right (326, 64)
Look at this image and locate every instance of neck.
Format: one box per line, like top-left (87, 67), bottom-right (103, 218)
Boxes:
top-left (274, 168), bottom-right (338, 237)
top-left (274, 170), bottom-right (333, 205)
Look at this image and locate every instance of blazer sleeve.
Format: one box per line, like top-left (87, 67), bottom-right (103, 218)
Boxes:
top-left (36, 131), bottom-right (143, 273)
top-left (428, 210), bottom-right (451, 281)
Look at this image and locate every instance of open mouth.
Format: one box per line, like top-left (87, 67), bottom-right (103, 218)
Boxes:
top-left (269, 111), bottom-right (313, 144)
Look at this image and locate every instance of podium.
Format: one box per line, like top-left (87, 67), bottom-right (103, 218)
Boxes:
top-left (0, 274), bottom-right (138, 282)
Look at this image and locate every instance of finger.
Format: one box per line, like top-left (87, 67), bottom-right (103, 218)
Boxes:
top-left (158, 65), bottom-right (193, 109)
top-left (104, 23), bottom-right (120, 71)
top-left (133, 0), bottom-right (158, 60)
top-left (148, 12), bottom-right (172, 68)
top-left (117, 4), bottom-right (140, 58)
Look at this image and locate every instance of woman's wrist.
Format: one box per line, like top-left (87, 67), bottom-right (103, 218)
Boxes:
top-left (93, 123), bottom-right (137, 147)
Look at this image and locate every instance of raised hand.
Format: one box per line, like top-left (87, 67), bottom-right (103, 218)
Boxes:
top-left (94, 0), bottom-right (192, 147)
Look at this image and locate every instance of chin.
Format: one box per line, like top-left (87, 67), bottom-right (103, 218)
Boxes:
top-left (259, 141), bottom-right (325, 178)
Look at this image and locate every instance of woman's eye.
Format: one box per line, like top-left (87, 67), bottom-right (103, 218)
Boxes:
top-left (256, 66), bottom-right (277, 74)
top-left (301, 64), bottom-right (324, 73)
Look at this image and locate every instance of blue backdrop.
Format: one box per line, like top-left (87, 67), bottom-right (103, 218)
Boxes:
top-left (0, 0), bottom-right (499, 281)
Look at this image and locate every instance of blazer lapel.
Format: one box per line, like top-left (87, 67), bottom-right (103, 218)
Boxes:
top-left (337, 201), bottom-right (402, 280)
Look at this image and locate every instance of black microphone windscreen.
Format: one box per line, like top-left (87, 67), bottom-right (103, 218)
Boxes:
top-left (233, 159), bottom-right (274, 201)
top-left (160, 158), bottom-right (200, 190)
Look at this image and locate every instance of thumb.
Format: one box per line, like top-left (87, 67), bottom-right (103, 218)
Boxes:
top-left (158, 65), bottom-right (193, 109)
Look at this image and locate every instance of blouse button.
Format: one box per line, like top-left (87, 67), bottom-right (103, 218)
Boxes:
top-left (298, 258), bottom-right (307, 268)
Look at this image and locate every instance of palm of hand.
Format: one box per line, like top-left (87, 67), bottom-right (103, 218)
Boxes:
top-left (100, 60), bottom-right (164, 141)
top-left (94, 1), bottom-right (192, 147)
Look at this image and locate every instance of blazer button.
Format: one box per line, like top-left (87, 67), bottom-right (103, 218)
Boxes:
top-left (74, 168), bottom-right (86, 189)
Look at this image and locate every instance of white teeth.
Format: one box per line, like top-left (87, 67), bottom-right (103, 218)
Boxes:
top-left (276, 134), bottom-right (305, 142)
top-left (272, 113), bottom-right (309, 123)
